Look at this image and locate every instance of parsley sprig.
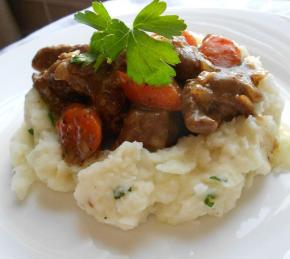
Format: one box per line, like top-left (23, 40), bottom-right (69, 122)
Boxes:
top-left (72, 0), bottom-right (186, 85)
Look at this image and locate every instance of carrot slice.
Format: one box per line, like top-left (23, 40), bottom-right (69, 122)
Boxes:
top-left (182, 31), bottom-right (197, 46)
top-left (56, 104), bottom-right (102, 164)
top-left (199, 34), bottom-right (241, 67)
top-left (118, 71), bottom-right (182, 111)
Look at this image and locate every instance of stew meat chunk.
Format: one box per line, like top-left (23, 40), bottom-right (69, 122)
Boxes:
top-left (115, 106), bottom-right (180, 151)
top-left (173, 35), bottom-right (217, 82)
top-left (32, 44), bottom-right (88, 72)
top-left (33, 71), bottom-right (90, 115)
top-left (182, 65), bottom-right (264, 134)
top-left (173, 36), bottom-right (202, 82)
top-left (33, 46), bottom-right (127, 135)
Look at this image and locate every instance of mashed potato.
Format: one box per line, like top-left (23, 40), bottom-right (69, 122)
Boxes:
top-left (10, 51), bottom-right (288, 229)
top-left (75, 114), bottom-right (277, 229)
top-left (10, 89), bottom-right (79, 199)
top-left (271, 125), bottom-right (290, 171)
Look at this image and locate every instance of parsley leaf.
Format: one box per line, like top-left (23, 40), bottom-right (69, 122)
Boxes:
top-left (90, 32), bottom-right (107, 69)
top-left (101, 19), bottom-right (130, 60)
top-left (90, 31), bottom-right (106, 53)
top-left (71, 32), bottom-right (107, 69)
top-left (127, 29), bottom-right (179, 85)
top-left (73, 0), bottom-right (187, 85)
top-left (204, 193), bottom-right (216, 207)
top-left (133, 0), bottom-right (186, 39)
top-left (74, 1), bottom-right (111, 30)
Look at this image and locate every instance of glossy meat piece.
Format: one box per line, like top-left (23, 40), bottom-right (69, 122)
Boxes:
top-left (33, 71), bottom-right (90, 115)
top-left (33, 48), bottom-right (127, 135)
top-left (32, 44), bottom-right (88, 72)
top-left (182, 84), bottom-right (218, 134)
top-left (116, 107), bottom-right (180, 151)
top-left (173, 37), bottom-right (201, 82)
top-left (55, 56), bottom-right (128, 134)
top-left (50, 51), bottom-right (95, 95)
top-left (173, 36), bottom-right (215, 82)
top-left (182, 63), bottom-right (264, 134)
top-left (32, 50), bottom-right (92, 114)
top-left (92, 72), bottom-right (129, 135)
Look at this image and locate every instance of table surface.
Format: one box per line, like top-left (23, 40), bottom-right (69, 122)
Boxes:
top-left (1, 0), bottom-right (290, 55)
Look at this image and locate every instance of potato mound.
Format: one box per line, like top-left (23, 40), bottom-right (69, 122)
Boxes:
top-left (10, 56), bottom-right (285, 230)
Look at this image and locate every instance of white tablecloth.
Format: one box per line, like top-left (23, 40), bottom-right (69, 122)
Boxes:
top-left (1, 0), bottom-right (290, 55)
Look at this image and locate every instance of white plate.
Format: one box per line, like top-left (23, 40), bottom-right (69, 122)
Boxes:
top-left (0, 8), bottom-right (290, 259)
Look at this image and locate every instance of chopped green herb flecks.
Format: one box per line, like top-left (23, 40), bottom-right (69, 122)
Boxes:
top-left (204, 193), bottom-right (216, 207)
top-left (113, 187), bottom-right (125, 199)
top-left (209, 176), bottom-right (228, 183)
top-left (73, 0), bottom-right (186, 85)
top-left (113, 186), bottom-right (133, 200)
top-left (28, 128), bottom-right (34, 135)
top-left (71, 52), bottom-right (98, 67)
top-left (48, 112), bottom-right (56, 127)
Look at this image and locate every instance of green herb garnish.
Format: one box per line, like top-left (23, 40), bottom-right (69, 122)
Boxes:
top-left (28, 128), bottom-right (34, 135)
top-left (113, 186), bottom-right (133, 200)
top-left (75, 1), bottom-right (111, 30)
top-left (71, 52), bottom-right (98, 67)
top-left (204, 193), bottom-right (216, 207)
top-left (73, 0), bottom-right (186, 85)
top-left (209, 176), bottom-right (228, 183)
top-left (48, 112), bottom-right (56, 127)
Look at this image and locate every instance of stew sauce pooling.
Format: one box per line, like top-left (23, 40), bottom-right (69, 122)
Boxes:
top-left (32, 32), bottom-right (265, 164)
